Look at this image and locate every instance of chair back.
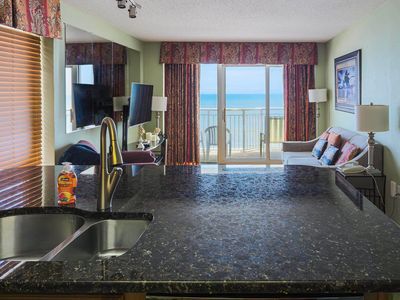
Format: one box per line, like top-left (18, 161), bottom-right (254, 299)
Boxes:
top-left (205, 126), bottom-right (218, 145)
top-left (204, 126), bottom-right (231, 145)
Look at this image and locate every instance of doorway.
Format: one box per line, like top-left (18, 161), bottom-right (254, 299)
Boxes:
top-left (200, 64), bottom-right (284, 164)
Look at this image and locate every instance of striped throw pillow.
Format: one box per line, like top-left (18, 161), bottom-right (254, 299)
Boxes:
top-left (312, 139), bottom-right (328, 159)
top-left (320, 145), bottom-right (340, 165)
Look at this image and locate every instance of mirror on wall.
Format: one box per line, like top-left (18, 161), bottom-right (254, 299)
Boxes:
top-left (65, 24), bottom-right (128, 133)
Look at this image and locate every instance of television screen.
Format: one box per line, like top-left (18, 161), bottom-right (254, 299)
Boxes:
top-left (73, 84), bottom-right (113, 128)
top-left (129, 83), bottom-right (153, 127)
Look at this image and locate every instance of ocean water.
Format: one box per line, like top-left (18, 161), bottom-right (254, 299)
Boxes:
top-left (200, 93), bottom-right (284, 116)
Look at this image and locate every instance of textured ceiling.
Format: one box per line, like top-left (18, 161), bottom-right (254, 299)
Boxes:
top-left (63, 0), bottom-right (387, 42)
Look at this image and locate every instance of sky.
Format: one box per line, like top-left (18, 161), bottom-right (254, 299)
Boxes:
top-left (200, 64), bottom-right (283, 94)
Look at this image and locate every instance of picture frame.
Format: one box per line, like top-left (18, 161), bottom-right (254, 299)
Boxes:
top-left (334, 50), bottom-right (361, 113)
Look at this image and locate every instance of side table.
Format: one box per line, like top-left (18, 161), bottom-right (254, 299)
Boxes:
top-left (336, 170), bottom-right (386, 212)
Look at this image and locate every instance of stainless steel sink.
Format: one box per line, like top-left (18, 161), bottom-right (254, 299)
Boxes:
top-left (0, 214), bottom-right (85, 261)
top-left (49, 219), bottom-right (150, 261)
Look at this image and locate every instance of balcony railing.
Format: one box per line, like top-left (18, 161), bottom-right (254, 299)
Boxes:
top-left (200, 107), bottom-right (284, 153)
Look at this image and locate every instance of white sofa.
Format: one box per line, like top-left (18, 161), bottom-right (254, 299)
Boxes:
top-left (282, 127), bottom-right (383, 169)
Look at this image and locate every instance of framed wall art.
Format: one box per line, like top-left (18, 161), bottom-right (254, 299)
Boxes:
top-left (335, 50), bottom-right (361, 113)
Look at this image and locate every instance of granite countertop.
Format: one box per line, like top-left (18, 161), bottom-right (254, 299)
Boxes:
top-left (0, 164), bottom-right (399, 296)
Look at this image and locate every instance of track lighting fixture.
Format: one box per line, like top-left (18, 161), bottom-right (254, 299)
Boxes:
top-left (116, 0), bottom-right (127, 9)
top-left (116, 0), bottom-right (141, 19)
top-left (128, 4), bottom-right (137, 18)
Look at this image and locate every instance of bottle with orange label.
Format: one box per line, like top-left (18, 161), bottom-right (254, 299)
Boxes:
top-left (57, 162), bottom-right (77, 206)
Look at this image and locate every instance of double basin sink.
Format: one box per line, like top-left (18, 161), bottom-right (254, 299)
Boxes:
top-left (0, 211), bottom-right (152, 261)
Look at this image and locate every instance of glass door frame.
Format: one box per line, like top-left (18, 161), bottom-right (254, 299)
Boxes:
top-left (217, 64), bottom-right (282, 165)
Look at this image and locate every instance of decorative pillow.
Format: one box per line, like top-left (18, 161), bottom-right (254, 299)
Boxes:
top-left (328, 132), bottom-right (341, 147)
top-left (312, 139), bottom-right (328, 159)
top-left (320, 145), bottom-right (340, 165)
top-left (320, 131), bottom-right (330, 140)
top-left (336, 142), bottom-right (359, 165)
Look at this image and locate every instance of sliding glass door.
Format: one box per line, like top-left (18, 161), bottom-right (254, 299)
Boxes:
top-left (219, 65), bottom-right (267, 162)
top-left (200, 64), bottom-right (283, 164)
top-left (267, 66), bottom-right (284, 162)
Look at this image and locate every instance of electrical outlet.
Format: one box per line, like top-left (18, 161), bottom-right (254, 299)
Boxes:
top-left (391, 181), bottom-right (397, 197)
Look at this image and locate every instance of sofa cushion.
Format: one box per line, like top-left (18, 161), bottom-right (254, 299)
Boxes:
top-left (320, 145), bottom-right (340, 165)
top-left (311, 139), bottom-right (328, 159)
top-left (320, 131), bottom-right (330, 140)
top-left (283, 151), bottom-right (313, 163)
top-left (286, 156), bottom-right (322, 167)
top-left (327, 132), bottom-right (341, 148)
top-left (328, 127), bottom-right (357, 142)
top-left (336, 142), bottom-right (360, 165)
top-left (348, 134), bottom-right (368, 150)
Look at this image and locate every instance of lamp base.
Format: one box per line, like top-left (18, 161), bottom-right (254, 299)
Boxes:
top-left (367, 132), bottom-right (376, 170)
top-left (137, 124), bottom-right (145, 149)
top-left (136, 142), bottom-right (144, 150)
top-left (365, 165), bottom-right (382, 175)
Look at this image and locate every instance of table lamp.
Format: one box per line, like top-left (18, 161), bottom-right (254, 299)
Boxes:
top-left (308, 89), bottom-right (327, 132)
top-left (355, 103), bottom-right (389, 173)
top-left (151, 96), bottom-right (167, 135)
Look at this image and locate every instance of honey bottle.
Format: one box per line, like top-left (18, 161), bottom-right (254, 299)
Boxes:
top-left (57, 162), bottom-right (77, 206)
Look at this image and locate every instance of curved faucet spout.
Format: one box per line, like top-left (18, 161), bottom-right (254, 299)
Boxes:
top-left (98, 117), bottom-right (124, 211)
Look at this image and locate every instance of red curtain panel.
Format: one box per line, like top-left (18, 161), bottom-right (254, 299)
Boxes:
top-left (165, 64), bottom-right (200, 166)
top-left (284, 65), bottom-right (316, 141)
top-left (0, 0), bottom-right (61, 39)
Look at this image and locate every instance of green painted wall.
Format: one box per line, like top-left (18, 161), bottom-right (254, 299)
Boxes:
top-left (143, 43), bottom-right (164, 96)
top-left (54, 2), bottom-right (144, 160)
top-left (315, 43), bottom-right (327, 135)
top-left (142, 42), bottom-right (165, 133)
top-left (324, 0), bottom-right (400, 223)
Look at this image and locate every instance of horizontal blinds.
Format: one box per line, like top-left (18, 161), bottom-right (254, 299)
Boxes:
top-left (0, 26), bottom-right (43, 210)
top-left (0, 25), bottom-right (42, 170)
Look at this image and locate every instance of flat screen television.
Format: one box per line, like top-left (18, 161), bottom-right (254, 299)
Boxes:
top-left (73, 84), bottom-right (113, 128)
top-left (128, 83), bottom-right (153, 127)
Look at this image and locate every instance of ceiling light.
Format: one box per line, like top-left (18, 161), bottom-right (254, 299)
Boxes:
top-left (116, 0), bottom-right (142, 19)
top-left (128, 4), bottom-right (137, 18)
top-left (117, 0), bottom-right (127, 9)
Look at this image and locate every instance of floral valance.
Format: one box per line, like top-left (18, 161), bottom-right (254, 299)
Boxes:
top-left (66, 43), bottom-right (127, 66)
top-left (160, 42), bottom-right (318, 65)
top-left (0, 0), bottom-right (61, 39)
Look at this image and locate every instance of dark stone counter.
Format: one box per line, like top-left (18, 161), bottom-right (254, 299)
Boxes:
top-left (0, 165), bottom-right (399, 296)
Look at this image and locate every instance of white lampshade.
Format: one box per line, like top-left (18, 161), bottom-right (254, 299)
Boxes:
top-left (355, 103), bottom-right (389, 132)
top-left (308, 89), bottom-right (327, 103)
top-left (151, 96), bottom-right (167, 112)
top-left (113, 96), bottom-right (129, 112)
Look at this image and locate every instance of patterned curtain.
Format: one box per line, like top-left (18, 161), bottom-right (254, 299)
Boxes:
top-left (160, 42), bottom-right (318, 65)
top-left (165, 64), bottom-right (200, 166)
top-left (93, 64), bottom-right (125, 97)
top-left (0, 0), bottom-right (61, 39)
top-left (284, 65), bottom-right (316, 141)
top-left (66, 43), bottom-right (127, 65)
top-left (66, 43), bottom-right (127, 97)
top-left (0, 0), bottom-right (12, 27)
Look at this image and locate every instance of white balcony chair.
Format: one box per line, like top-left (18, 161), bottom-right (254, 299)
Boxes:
top-left (203, 126), bottom-right (232, 161)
